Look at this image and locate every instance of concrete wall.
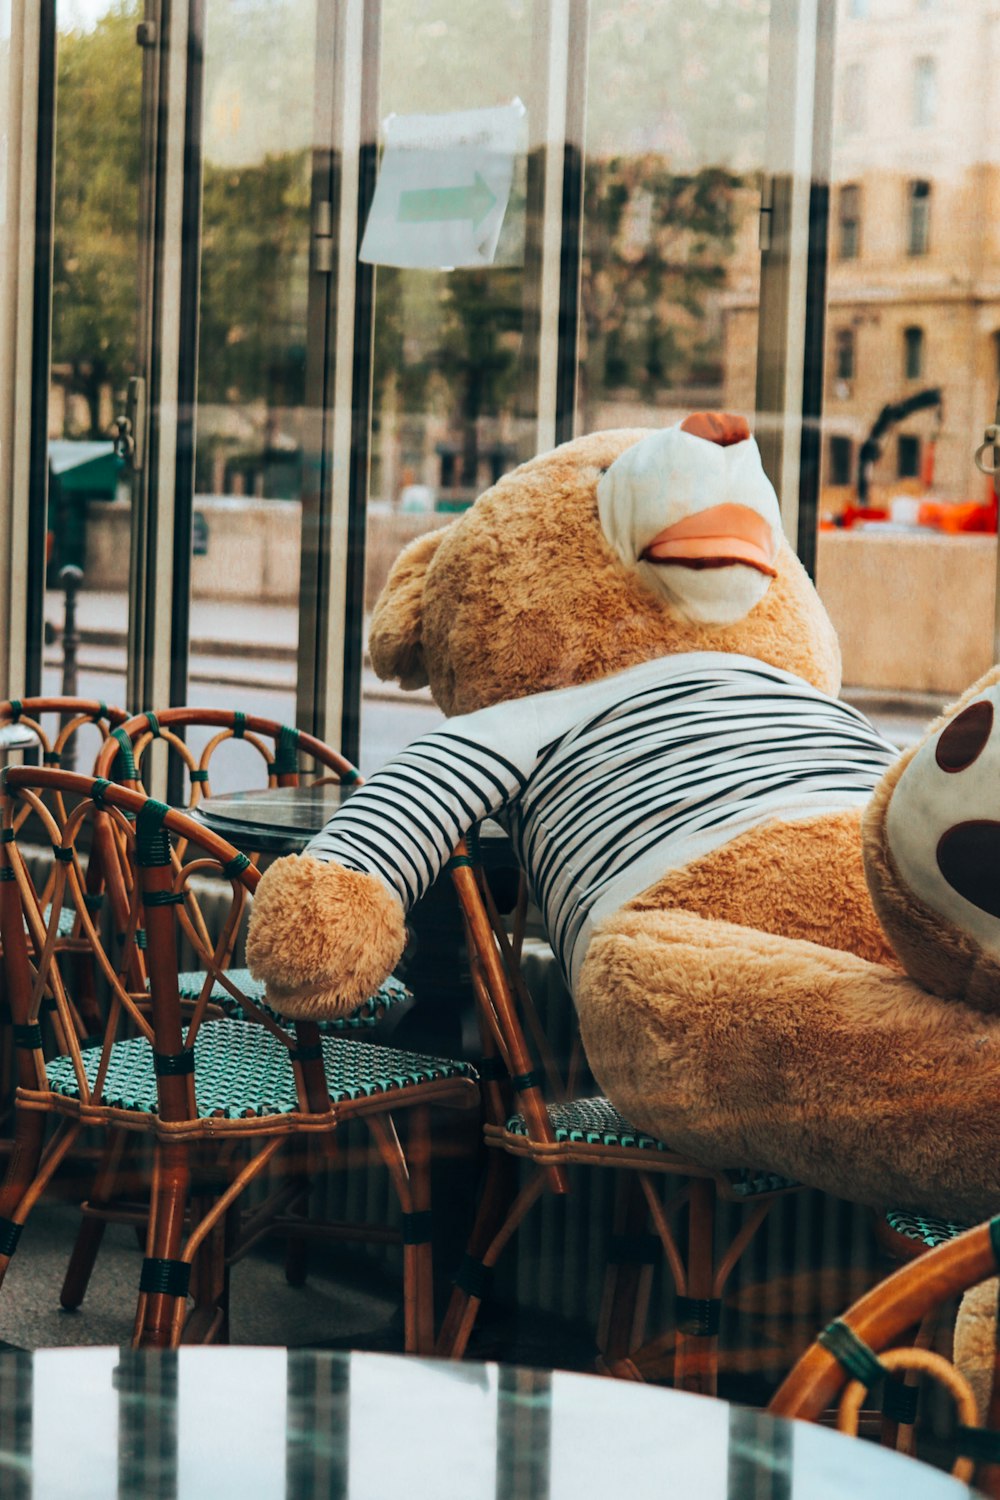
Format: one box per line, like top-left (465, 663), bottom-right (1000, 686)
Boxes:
top-left (84, 498), bottom-right (998, 696)
top-left (816, 529), bottom-right (996, 694)
top-left (84, 497), bottom-right (452, 613)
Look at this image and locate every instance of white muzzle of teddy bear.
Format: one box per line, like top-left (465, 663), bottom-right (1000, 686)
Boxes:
top-left (597, 424), bottom-right (783, 626)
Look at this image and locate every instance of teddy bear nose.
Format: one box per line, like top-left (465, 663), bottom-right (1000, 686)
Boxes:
top-left (936, 820), bottom-right (1000, 919)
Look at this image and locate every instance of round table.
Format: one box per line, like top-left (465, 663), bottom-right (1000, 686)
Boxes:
top-left (0, 1346), bottom-right (974, 1499)
top-left (0, 722), bottom-right (42, 753)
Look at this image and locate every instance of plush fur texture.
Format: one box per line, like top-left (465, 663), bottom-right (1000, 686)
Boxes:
top-left (630, 811), bottom-right (899, 969)
top-left (863, 665), bottom-right (1000, 1013)
top-left (576, 906), bottom-right (1000, 1217)
top-left (245, 855), bottom-right (406, 1019)
top-left (368, 430), bottom-right (842, 715)
top-left (954, 1278), bottom-right (1000, 1420)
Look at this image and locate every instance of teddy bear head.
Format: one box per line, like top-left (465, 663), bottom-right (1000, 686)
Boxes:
top-left (370, 412), bottom-right (842, 715)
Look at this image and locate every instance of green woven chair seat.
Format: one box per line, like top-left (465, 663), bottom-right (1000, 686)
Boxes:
top-left (883, 1209), bottom-right (971, 1250)
top-left (504, 1096), bottom-right (796, 1195)
top-left (44, 1019), bottom-right (476, 1119)
top-left (505, 1096), bottom-right (673, 1152)
top-left (175, 969), bottom-right (411, 1032)
top-left (722, 1167), bottom-right (798, 1198)
top-left (38, 904), bottom-right (78, 940)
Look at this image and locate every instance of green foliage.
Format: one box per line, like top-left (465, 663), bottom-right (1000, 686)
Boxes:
top-left (49, 0), bottom-right (760, 454)
top-left (581, 158), bottom-right (744, 408)
top-left (198, 152), bottom-right (311, 407)
top-left (51, 3), bottom-right (141, 436)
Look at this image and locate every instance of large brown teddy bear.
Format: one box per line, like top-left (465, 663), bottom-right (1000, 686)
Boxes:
top-left (246, 412), bottom-right (1000, 1219)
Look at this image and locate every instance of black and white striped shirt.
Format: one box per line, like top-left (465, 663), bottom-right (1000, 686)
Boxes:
top-left (305, 652), bottom-right (898, 991)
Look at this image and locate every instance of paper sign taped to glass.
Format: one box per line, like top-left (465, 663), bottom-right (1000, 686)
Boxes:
top-left (359, 100), bottom-right (525, 270)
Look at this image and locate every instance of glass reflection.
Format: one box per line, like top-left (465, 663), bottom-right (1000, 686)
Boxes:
top-left (816, 0), bottom-right (1000, 708)
top-left (185, 0), bottom-right (317, 731)
top-left (45, 0), bottom-right (142, 709)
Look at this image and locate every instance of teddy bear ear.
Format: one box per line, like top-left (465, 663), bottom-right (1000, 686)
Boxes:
top-left (368, 523), bottom-right (455, 689)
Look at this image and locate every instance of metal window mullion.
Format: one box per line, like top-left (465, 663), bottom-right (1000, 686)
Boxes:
top-left (297, 0), bottom-right (379, 767)
top-left (521, 0), bottom-right (588, 462)
top-left (128, 0), bottom-right (189, 760)
top-left (754, 0), bottom-right (822, 552)
top-left (793, 0), bottom-right (836, 577)
top-left (2, 2), bottom-right (46, 701)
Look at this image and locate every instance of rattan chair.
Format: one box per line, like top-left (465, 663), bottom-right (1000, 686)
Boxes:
top-left (60, 709), bottom-right (415, 1306)
top-left (769, 1214), bottom-right (1000, 1495)
top-left (92, 708), bottom-right (409, 1033)
top-left (436, 837), bottom-right (799, 1393)
top-left (0, 767), bottom-right (478, 1349)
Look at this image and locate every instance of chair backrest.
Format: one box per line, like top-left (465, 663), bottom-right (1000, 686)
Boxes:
top-left (91, 709), bottom-right (362, 988)
top-left (0, 698), bottom-right (128, 774)
top-left (447, 836), bottom-right (570, 1193)
top-left (0, 699), bottom-right (129, 958)
top-left (95, 708), bottom-right (359, 809)
top-left (769, 1215), bottom-right (1000, 1485)
top-left (0, 766), bottom-right (333, 1124)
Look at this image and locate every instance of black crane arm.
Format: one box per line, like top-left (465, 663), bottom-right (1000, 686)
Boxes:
top-left (857, 386), bottom-right (942, 504)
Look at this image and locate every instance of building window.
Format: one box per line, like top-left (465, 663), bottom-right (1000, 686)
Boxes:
top-left (898, 434), bottom-right (921, 478)
top-left (904, 326), bottom-right (924, 380)
top-left (829, 435), bottom-right (853, 486)
top-left (907, 179), bottom-right (931, 255)
top-left (993, 330), bottom-right (1000, 379)
top-left (913, 56), bottom-right (937, 127)
top-left (838, 184), bottom-right (861, 260)
top-left (848, 0), bottom-right (869, 16)
top-left (841, 63), bottom-right (866, 134)
top-left (834, 328), bottom-right (855, 382)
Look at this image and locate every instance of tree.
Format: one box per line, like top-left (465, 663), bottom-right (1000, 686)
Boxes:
top-left (51, 3), bottom-right (142, 437)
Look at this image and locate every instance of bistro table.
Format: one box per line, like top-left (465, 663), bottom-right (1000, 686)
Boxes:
top-left (0, 722), bottom-right (42, 754)
top-left (0, 1345), bottom-right (976, 1499)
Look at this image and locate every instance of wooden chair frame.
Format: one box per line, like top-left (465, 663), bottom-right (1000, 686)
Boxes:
top-left (770, 1214), bottom-right (1000, 1493)
top-left (437, 838), bottom-right (798, 1393)
top-left (63, 709), bottom-right (415, 1308)
top-left (0, 767), bottom-right (477, 1349)
top-left (0, 698), bottom-right (128, 1093)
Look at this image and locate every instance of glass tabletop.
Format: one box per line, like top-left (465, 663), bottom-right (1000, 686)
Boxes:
top-left (190, 784), bottom-right (353, 853)
top-left (0, 1346), bottom-right (975, 1500)
top-left (192, 784), bottom-right (512, 862)
top-left (0, 723), bottom-right (42, 752)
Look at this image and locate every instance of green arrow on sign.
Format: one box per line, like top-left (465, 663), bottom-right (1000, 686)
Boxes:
top-left (397, 172), bottom-right (497, 230)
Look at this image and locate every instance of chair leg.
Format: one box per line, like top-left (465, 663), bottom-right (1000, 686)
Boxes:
top-left (406, 1106), bottom-right (434, 1355)
top-left (365, 1111), bottom-right (437, 1356)
top-left (597, 1174), bottom-right (655, 1363)
top-left (673, 1176), bottom-right (718, 1395)
top-left (60, 1127), bottom-right (130, 1310)
top-left (184, 1192), bottom-right (233, 1346)
top-left (134, 1140), bottom-right (191, 1349)
top-left (436, 1165), bottom-right (546, 1361)
top-left (0, 1108), bottom-right (46, 1288)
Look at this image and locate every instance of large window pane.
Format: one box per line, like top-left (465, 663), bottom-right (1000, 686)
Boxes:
top-left (361, 1), bottom-right (536, 771)
top-left (581, 1), bottom-right (769, 432)
top-left (183, 0), bottom-right (317, 753)
top-left (43, 0), bottom-right (142, 712)
top-left (816, 1), bottom-right (996, 710)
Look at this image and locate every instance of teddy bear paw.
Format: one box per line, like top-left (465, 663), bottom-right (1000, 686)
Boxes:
top-left (245, 854), bottom-right (407, 1020)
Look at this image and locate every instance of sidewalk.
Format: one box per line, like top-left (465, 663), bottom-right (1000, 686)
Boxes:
top-left (49, 590), bottom-right (425, 703)
top-left (51, 589), bottom-right (950, 746)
